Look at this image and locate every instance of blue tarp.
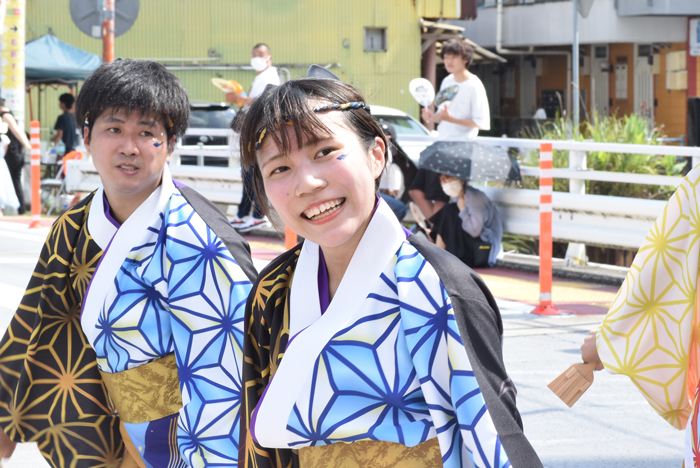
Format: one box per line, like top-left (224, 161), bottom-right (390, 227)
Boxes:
top-left (25, 35), bottom-right (101, 84)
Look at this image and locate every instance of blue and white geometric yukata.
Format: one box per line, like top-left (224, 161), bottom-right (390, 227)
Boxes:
top-left (81, 165), bottom-right (254, 468)
top-left (241, 200), bottom-right (541, 468)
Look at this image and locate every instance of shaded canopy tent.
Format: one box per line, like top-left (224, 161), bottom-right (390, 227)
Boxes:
top-left (24, 34), bottom-right (101, 120)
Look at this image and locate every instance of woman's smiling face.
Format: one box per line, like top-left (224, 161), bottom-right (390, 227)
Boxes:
top-left (258, 111), bottom-right (385, 251)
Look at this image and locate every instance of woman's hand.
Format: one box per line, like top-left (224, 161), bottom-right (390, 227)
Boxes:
top-left (456, 193), bottom-right (466, 212)
top-left (0, 428), bottom-right (17, 465)
top-left (581, 330), bottom-right (604, 371)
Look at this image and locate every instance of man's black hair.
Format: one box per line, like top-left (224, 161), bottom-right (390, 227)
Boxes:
top-left (440, 38), bottom-right (475, 68)
top-left (59, 93), bottom-right (75, 110)
top-left (252, 43), bottom-right (270, 53)
top-left (75, 59), bottom-right (189, 150)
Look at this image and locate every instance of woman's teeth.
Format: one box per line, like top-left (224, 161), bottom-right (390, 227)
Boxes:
top-left (304, 199), bottom-right (344, 220)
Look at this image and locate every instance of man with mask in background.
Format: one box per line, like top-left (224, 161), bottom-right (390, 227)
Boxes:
top-left (226, 43), bottom-right (280, 232)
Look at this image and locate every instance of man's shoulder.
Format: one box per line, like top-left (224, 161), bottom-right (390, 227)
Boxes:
top-left (262, 67), bottom-right (281, 85)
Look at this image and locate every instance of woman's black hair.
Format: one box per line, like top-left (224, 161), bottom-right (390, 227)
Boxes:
top-left (75, 59), bottom-right (189, 150)
top-left (237, 78), bottom-right (388, 216)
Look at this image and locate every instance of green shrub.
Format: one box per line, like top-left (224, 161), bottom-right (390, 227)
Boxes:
top-left (519, 113), bottom-right (684, 200)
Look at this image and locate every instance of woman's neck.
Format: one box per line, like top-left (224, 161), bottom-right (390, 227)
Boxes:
top-left (319, 205), bottom-right (375, 300)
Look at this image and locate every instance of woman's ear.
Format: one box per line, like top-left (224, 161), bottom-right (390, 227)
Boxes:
top-left (370, 136), bottom-right (386, 180)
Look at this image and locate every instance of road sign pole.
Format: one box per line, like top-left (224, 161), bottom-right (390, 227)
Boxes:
top-left (102, 0), bottom-right (115, 62)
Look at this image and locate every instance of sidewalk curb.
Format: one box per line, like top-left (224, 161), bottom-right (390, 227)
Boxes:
top-left (496, 253), bottom-right (628, 287)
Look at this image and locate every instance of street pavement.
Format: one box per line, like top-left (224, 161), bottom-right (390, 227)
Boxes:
top-left (0, 217), bottom-right (685, 467)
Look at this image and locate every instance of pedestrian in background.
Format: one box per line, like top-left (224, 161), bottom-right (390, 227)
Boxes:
top-left (0, 99), bottom-right (30, 215)
top-left (421, 39), bottom-right (490, 141)
top-left (51, 93), bottom-right (78, 155)
top-left (227, 43), bottom-right (280, 233)
top-left (429, 173), bottom-right (503, 268)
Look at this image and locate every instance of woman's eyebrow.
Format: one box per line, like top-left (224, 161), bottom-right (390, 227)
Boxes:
top-left (260, 152), bottom-right (288, 170)
top-left (259, 138), bottom-right (334, 170)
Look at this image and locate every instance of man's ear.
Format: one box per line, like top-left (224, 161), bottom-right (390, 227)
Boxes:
top-left (167, 135), bottom-right (177, 155)
top-left (83, 126), bottom-right (91, 154)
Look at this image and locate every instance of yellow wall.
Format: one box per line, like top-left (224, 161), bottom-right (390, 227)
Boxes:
top-left (26, 0), bottom-right (424, 133)
top-left (417, 0), bottom-right (463, 18)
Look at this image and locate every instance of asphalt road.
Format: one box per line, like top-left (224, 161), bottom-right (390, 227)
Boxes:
top-left (0, 221), bottom-right (685, 467)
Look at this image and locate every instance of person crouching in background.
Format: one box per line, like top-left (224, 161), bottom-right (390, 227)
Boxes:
top-left (429, 173), bottom-right (502, 268)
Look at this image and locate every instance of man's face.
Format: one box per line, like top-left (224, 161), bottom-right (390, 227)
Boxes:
top-left (443, 53), bottom-right (468, 73)
top-left (85, 108), bottom-right (172, 211)
top-left (252, 46), bottom-right (271, 65)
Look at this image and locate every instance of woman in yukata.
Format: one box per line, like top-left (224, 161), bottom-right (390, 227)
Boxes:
top-left (237, 66), bottom-right (542, 468)
top-left (0, 60), bottom-right (257, 468)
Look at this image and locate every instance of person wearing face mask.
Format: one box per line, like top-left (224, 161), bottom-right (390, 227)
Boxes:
top-left (429, 173), bottom-right (502, 268)
top-left (227, 43), bottom-right (280, 232)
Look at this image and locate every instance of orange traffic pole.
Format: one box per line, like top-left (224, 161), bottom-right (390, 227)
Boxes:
top-left (532, 142), bottom-right (560, 315)
top-left (29, 121), bottom-right (42, 229)
top-left (284, 226), bottom-right (298, 250)
top-left (102, 0), bottom-right (115, 63)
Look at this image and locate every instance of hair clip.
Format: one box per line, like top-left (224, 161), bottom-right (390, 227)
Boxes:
top-left (254, 127), bottom-right (267, 151)
top-left (84, 111), bottom-right (89, 127)
top-left (167, 116), bottom-right (174, 127)
top-left (311, 101), bottom-right (370, 114)
top-left (251, 104), bottom-right (368, 152)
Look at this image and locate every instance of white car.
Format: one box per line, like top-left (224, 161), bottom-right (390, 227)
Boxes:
top-left (370, 105), bottom-right (436, 163)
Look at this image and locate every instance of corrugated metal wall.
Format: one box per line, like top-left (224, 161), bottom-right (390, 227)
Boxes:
top-left (26, 0), bottom-right (424, 133)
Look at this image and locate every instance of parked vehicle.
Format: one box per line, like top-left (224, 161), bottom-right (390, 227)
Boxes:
top-left (180, 102), bottom-right (235, 167)
top-left (371, 105), bottom-right (435, 163)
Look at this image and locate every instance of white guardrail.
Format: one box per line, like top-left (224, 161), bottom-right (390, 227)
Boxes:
top-left (65, 129), bottom-right (700, 254)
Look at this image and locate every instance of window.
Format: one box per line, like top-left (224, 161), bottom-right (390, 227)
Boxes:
top-left (594, 46), bottom-right (607, 59)
top-left (638, 45), bottom-right (652, 57)
top-left (374, 116), bottom-right (429, 136)
top-left (364, 28), bottom-right (386, 52)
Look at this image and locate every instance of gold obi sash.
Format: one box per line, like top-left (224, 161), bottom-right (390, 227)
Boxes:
top-left (99, 353), bottom-right (182, 425)
top-left (297, 437), bottom-right (442, 468)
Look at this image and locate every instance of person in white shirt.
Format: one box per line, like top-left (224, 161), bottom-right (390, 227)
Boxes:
top-left (421, 39), bottom-right (490, 141)
top-left (227, 43), bottom-right (281, 232)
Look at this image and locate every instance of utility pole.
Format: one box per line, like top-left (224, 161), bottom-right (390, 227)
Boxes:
top-left (573, 0), bottom-right (579, 139)
top-left (102, 0), bottom-right (115, 62)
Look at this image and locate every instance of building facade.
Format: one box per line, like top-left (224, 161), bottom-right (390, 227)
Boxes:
top-left (455, 0), bottom-right (700, 140)
top-left (24, 0), bottom-right (477, 132)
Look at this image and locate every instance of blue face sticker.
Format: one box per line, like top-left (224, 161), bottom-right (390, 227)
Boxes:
top-left (336, 153), bottom-right (349, 160)
top-left (153, 138), bottom-right (165, 148)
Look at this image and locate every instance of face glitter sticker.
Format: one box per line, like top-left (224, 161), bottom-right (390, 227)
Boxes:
top-left (336, 153), bottom-right (349, 160)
